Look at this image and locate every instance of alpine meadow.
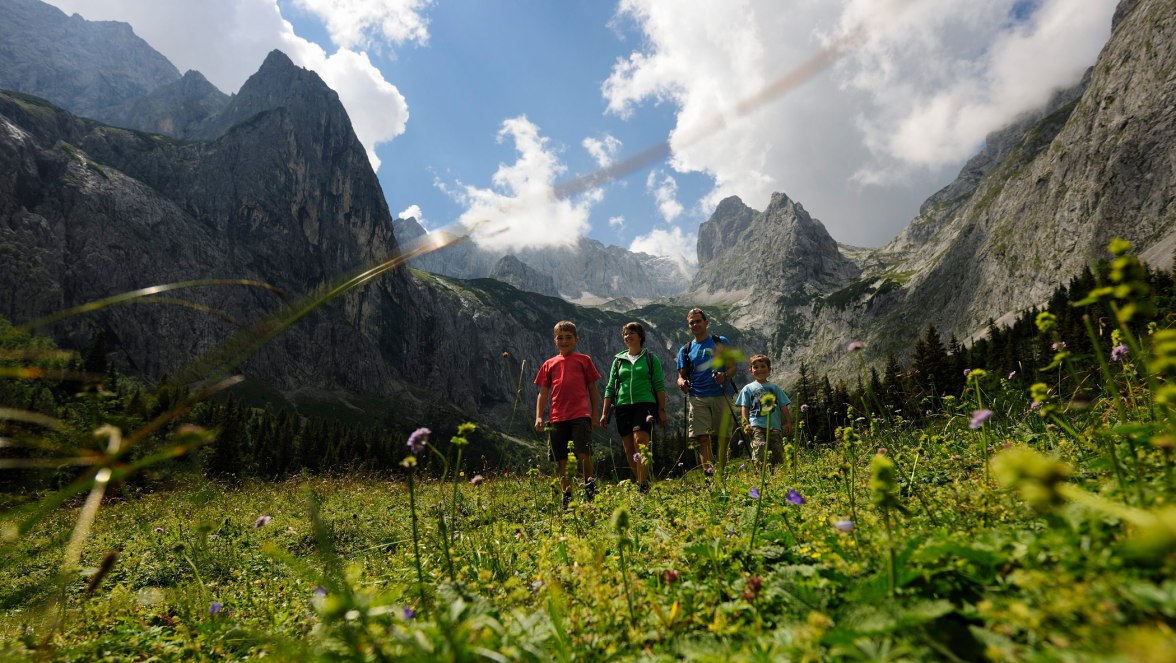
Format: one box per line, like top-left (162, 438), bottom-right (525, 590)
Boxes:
top-left (2, 0), bottom-right (1175, 661)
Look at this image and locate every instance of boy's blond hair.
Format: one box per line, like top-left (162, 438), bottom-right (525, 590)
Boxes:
top-left (553, 320), bottom-right (578, 337)
top-left (749, 354), bottom-right (771, 370)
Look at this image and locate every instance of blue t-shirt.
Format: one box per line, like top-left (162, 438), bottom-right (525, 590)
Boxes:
top-left (736, 381), bottom-right (792, 429)
top-left (677, 335), bottom-right (729, 397)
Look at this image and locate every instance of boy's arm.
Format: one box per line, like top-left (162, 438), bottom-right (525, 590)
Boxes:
top-left (535, 385), bottom-right (550, 432)
top-left (781, 402), bottom-right (793, 436)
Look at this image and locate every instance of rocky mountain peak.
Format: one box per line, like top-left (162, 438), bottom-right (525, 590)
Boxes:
top-left (489, 255), bottom-right (560, 297)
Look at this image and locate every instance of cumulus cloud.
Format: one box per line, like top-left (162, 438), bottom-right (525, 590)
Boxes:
top-left (646, 170), bottom-right (684, 223)
top-left (608, 215), bottom-right (625, 229)
top-left (447, 116), bottom-right (596, 251)
top-left (604, 0), bottom-right (1115, 245)
top-left (629, 226), bottom-right (697, 274)
top-left (43, 0), bottom-right (419, 171)
top-left (398, 204), bottom-right (424, 222)
top-left (583, 133), bottom-right (622, 167)
top-left (291, 0), bottom-right (431, 51)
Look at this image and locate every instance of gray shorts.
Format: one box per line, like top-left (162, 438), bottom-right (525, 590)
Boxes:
top-left (686, 395), bottom-right (733, 439)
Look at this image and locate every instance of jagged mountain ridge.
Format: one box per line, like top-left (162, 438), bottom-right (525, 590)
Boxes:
top-left (689, 0), bottom-right (1176, 385)
top-left (392, 216), bottom-right (693, 303)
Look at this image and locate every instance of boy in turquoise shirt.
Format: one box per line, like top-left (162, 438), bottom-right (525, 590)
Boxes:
top-left (736, 354), bottom-right (793, 466)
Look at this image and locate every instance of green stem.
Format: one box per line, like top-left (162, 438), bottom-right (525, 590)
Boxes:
top-left (618, 538), bottom-right (636, 624)
top-left (407, 471), bottom-right (428, 614)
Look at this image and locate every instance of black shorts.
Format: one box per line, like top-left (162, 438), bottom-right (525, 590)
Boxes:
top-left (548, 417), bottom-right (592, 461)
top-left (615, 402), bottom-right (657, 437)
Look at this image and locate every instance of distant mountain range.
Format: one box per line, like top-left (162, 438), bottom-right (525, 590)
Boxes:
top-left (1, 0), bottom-right (1172, 425)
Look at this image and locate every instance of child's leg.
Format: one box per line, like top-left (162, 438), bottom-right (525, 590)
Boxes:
top-left (577, 452), bottom-right (595, 483)
top-left (770, 433), bottom-right (787, 467)
top-left (556, 457), bottom-right (570, 493)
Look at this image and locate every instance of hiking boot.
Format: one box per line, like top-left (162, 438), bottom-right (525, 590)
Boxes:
top-left (562, 489), bottom-right (572, 510)
top-left (703, 465), bottom-right (715, 477)
top-left (584, 478), bottom-right (597, 502)
top-left (638, 482), bottom-right (651, 494)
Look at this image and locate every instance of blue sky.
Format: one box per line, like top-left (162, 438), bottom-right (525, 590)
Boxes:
top-left (44, 0), bottom-right (1117, 270)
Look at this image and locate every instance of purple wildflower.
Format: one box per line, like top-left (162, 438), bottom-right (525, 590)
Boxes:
top-left (403, 607), bottom-right (415, 620)
top-left (800, 403), bottom-right (809, 412)
top-left (834, 520), bottom-right (854, 532)
top-left (1030, 401), bottom-right (1042, 412)
top-left (1111, 344), bottom-right (1129, 362)
top-left (470, 474), bottom-right (485, 485)
top-left (645, 414), bottom-right (655, 424)
top-left (209, 601), bottom-right (223, 616)
top-left (749, 487), bottom-right (760, 499)
top-left (406, 427), bottom-right (430, 455)
top-left (253, 515), bottom-right (271, 529)
top-left (970, 409), bottom-right (993, 429)
top-left (1051, 341), bottom-right (1067, 351)
top-left (847, 341), bottom-right (865, 352)
top-left (785, 488), bottom-right (805, 505)
top-left (739, 463), bottom-right (746, 470)
top-left (633, 452), bottom-right (645, 464)
top-left (963, 368), bottom-right (971, 378)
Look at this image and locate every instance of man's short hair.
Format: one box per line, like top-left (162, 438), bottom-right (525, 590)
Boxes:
top-left (553, 320), bottom-right (578, 337)
top-left (749, 354), bottom-right (771, 370)
top-left (623, 322), bottom-right (646, 346)
top-left (687, 308), bottom-right (708, 321)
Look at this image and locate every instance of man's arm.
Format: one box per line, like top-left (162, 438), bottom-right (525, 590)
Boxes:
top-left (535, 385), bottom-right (550, 432)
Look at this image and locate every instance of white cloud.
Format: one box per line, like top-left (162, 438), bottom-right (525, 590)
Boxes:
top-left (604, 0), bottom-right (1116, 245)
top-left (608, 215), bottom-right (625, 229)
top-left (447, 116), bottom-right (596, 251)
top-left (43, 0), bottom-right (416, 172)
top-left (646, 170), bottom-right (683, 223)
top-left (582, 133), bottom-right (622, 167)
top-left (629, 226), bottom-right (697, 274)
top-left (291, 0), bottom-right (432, 51)
top-left (398, 204), bottom-right (424, 222)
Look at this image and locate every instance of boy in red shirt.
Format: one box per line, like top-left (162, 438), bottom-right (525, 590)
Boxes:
top-left (535, 320), bottom-right (602, 508)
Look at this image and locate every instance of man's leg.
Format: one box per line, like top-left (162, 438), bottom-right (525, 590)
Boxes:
top-left (697, 434), bottom-right (714, 474)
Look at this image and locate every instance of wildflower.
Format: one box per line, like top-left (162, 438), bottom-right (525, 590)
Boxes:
top-left (785, 488), bottom-right (805, 505)
top-left (800, 403), bottom-right (809, 412)
top-left (950, 454), bottom-right (963, 461)
top-left (847, 341), bottom-right (865, 351)
top-left (406, 427), bottom-right (430, 454)
top-left (611, 506), bottom-right (630, 534)
top-left (153, 527), bottom-right (164, 533)
top-left (403, 607), bottom-right (415, 620)
top-left (253, 515), bottom-right (271, 529)
top-left (963, 368), bottom-right (971, 378)
top-left (470, 474), bottom-right (485, 485)
top-left (662, 569), bottom-right (680, 584)
top-left (1050, 341), bottom-right (1066, 351)
top-left (739, 463), bottom-right (746, 470)
top-left (1111, 344), bottom-right (1129, 362)
top-left (749, 487), bottom-right (760, 499)
top-left (834, 520), bottom-right (854, 532)
top-left (531, 580), bottom-right (543, 591)
top-left (743, 576), bottom-right (763, 602)
top-left (633, 452), bottom-right (645, 464)
top-left (1036, 311), bottom-right (1057, 334)
top-left (760, 392), bottom-right (777, 411)
top-left (1008, 371), bottom-right (1017, 380)
top-left (645, 414), bottom-right (655, 424)
top-left (401, 455), bottom-right (417, 468)
top-left (970, 409), bottom-right (993, 429)
top-left (313, 586), bottom-right (327, 597)
top-left (209, 601), bottom-right (223, 616)
top-left (877, 447), bottom-right (888, 455)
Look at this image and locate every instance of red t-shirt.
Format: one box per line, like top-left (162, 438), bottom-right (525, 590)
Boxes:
top-left (534, 352), bottom-right (601, 422)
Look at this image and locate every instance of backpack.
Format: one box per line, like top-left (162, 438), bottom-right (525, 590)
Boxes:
top-left (679, 334), bottom-right (724, 378)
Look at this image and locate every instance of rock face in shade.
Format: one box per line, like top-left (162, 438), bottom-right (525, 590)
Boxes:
top-left (490, 255), bottom-right (560, 298)
top-left (0, 0), bottom-right (182, 123)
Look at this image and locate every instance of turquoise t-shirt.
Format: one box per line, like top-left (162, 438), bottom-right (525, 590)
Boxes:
top-left (736, 381), bottom-right (792, 429)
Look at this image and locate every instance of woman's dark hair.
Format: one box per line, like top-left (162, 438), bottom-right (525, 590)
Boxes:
top-left (623, 322), bottom-right (646, 347)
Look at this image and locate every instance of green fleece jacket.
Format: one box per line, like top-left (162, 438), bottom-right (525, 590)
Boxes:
top-left (603, 348), bottom-right (665, 405)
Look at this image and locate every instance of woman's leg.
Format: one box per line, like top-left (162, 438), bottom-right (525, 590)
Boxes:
top-left (632, 429), bottom-right (650, 486)
top-left (622, 433), bottom-right (639, 480)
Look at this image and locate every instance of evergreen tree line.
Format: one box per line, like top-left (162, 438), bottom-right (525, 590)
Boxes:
top-left (789, 262), bottom-right (1176, 445)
